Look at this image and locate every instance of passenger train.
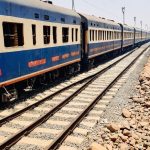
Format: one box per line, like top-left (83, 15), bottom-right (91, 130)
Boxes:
top-left (0, 0), bottom-right (150, 102)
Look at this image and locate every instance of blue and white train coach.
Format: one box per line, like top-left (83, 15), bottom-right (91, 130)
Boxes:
top-left (122, 25), bottom-right (134, 49)
top-left (0, 0), bottom-right (81, 102)
top-left (80, 14), bottom-right (122, 66)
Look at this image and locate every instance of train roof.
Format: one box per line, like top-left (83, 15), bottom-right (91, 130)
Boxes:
top-left (80, 14), bottom-right (121, 30)
top-left (123, 24), bottom-right (134, 32)
top-left (135, 27), bottom-right (141, 32)
top-left (0, 0), bottom-right (81, 25)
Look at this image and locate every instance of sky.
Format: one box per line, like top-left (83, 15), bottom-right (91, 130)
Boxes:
top-left (50, 0), bottom-right (150, 30)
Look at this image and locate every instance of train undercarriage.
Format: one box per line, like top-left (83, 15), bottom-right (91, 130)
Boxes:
top-left (0, 62), bottom-right (80, 102)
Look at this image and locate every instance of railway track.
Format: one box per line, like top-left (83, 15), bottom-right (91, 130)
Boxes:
top-left (0, 48), bottom-right (136, 125)
top-left (0, 43), bottom-right (149, 150)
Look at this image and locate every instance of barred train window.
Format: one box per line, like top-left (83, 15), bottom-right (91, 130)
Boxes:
top-left (43, 26), bottom-right (50, 44)
top-left (3, 22), bottom-right (24, 47)
top-left (53, 26), bottom-right (57, 44)
top-left (62, 27), bottom-right (69, 43)
top-left (32, 24), bottom-right (36, 45)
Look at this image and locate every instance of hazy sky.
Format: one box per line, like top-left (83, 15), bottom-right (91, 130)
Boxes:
top-left (51, 0), bottom-right (149, 30)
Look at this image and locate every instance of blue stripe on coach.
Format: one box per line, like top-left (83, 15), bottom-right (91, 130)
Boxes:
top-left (0, 44), bottom-right (81, 83)
top-left (88, 40), bottom-right (122, 57)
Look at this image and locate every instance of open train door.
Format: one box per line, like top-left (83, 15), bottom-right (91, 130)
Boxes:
top-left (81, 22), bottom-right (88, 70)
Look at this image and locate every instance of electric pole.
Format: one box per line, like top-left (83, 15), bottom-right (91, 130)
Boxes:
top-left (145, 24), bottom-right (148, 30)
top-left (72, 0), bottom-right (75, 10)
top-left (134, 17), bottom-right (136, 27)
top-left (140, 21), bottom-right (143, 30)
top-left (122, 7), bottom-right (125, 24)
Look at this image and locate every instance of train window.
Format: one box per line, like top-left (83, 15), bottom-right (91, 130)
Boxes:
top-left (62, 27), bottom-right (69, 43)
top-left (110, 31), bottom-right (112, 40)
top-left (101, 31), bottom-right (103, 40)
top-left (107, 31), bottom-right (109, 40)
top-left (53, 26), bottom-right (57, 44)
top-left (61, 18), bottom-right (65, 23)
top-left (3, 22), bottom-right (24, 47)
top-left (73, 20), bottom-right (76, 24)
top-left (114, 32), bottom-right (115, 39)
top-left (72, 28), bottom-right (74, 42)
top-left (109, 31), bottom-right (111, 40)
top-left (90, 30), bottom-right (92, 41)
top-left (34, 13), bottom-right (39, 19)
top-left (111, 31), bottom-right (113, 40)
top-left (75, 29), bottom-right (78, 41)
top-left (95, 30), bottom-right (97, 41)
top-left (44, 15), bottom-right (49, 20)
top-left (92, 30), bottom-right (95, 41)
top-left (32, 24), bottom-right (36, 45)
top-left (103, 31), bottom-right (105, 40)
top-left (98, 31), bottom-right (100, 40)
top-left (43, 26), bottom-right (50, 44)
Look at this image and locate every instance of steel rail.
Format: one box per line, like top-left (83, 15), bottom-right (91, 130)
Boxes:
top-left (0, 46), bottom-right (143, 149)
top-left (47, 45), bottom-right (149, 150)
top-left (0, 49), bottom-right (136, 127)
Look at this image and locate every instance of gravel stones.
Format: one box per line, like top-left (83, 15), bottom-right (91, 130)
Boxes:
top-left (122, 108), bottom-right (132, 118)
top-left (101, 56), bottom-right (150, 149)
top-left (88, 143), bottom-right (107, 150)
top-left (106, 123), bottom-right (121, 132)
top-left (119, 143), bottom-right (129, 150)
top-left (84, 49), bottom-right (150, 150)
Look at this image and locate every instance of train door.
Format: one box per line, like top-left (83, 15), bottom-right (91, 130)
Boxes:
top-left (81, 22), bottom-right (88, 61)
top-left (133, 28), bottom-right (136, 47)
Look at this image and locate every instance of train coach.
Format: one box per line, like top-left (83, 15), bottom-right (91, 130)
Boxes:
top-left (134, 28), bottom-right (142, 46)
top-left (0, 0), bottom-right (81, 102)
top-left (142, 30), bottom-right (149, 43)
top-left (80, 14), bottom-right (122, 66)
top-left (121, 25), bottom-right (134, 49)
